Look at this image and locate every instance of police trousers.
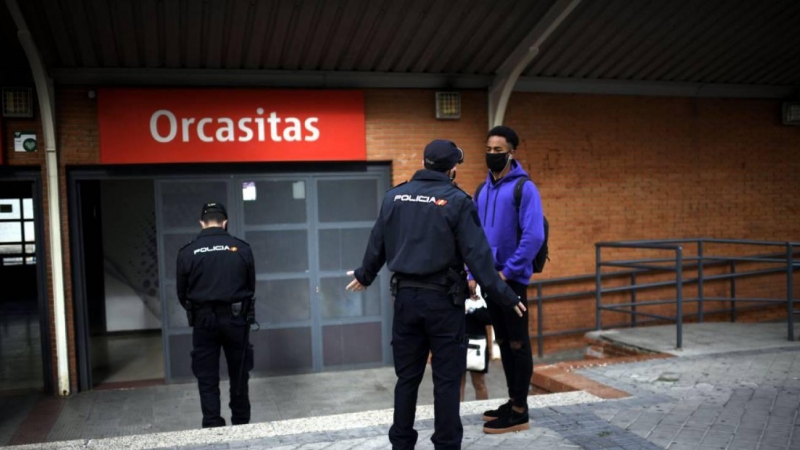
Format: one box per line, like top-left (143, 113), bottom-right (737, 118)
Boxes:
top-left (389, 287), bottom-right (466, 450)
top-left (191, 311), bottom-right (254, 428)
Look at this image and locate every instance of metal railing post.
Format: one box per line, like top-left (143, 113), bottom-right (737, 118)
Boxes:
top-left (630, 272), bottom-right (637, 327)
top-left (697, 240), bottom-right (704, 322)
top-left (730, 261), bottom-right (737, 322)
top-left (595, 245), bottom-right (602, 330)
top-left (788, 243), bottom-right (795, 341)
top-left (676, 247), bottom-right (683, 349)
top-left (537, 282), bottom-right (544, 357)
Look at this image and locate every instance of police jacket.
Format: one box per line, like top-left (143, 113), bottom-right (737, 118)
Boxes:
top-left (176, 227), bottom-right (255, 307)
top-left (354, 169), bottom-right (519, 308)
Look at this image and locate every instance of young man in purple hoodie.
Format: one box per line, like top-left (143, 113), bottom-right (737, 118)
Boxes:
top-left (468, 126), bottom-right (545, 434)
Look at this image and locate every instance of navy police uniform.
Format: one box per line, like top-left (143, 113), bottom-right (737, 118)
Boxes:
top-left (176, 203), bottom-right (256, 428)
top-left (353, 140), bottom-right (521, 450)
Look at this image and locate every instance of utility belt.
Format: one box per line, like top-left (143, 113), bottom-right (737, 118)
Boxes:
top-left (391, 268), bottom-right (468, 307)
top-left (187, 299), bottom-right (252, 327)
top-left (195, 301), bottom-right (245, 317)
top-left (394, 279), bottom-right (447, 292)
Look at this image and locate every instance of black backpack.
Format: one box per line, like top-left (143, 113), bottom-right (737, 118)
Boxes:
top-left (474, 177), bottom-right (549, 273)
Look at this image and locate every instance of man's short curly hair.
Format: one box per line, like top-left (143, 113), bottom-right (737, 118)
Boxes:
top-left (487, 126), bottom-right (520, 150)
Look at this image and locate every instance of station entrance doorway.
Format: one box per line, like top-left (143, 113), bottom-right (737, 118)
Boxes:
top-left (72, 164), bottom-right (391, 390)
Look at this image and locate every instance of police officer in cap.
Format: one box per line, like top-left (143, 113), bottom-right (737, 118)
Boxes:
top-left (176, 202), bottom-right (256, 428)
top-left (346, 140), bottom-right (526, 450)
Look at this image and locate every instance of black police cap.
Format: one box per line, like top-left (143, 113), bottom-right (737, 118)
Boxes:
top-left (201, 202), bottom-right (227, 220)
top-left (423, 139), bottom-right (464, 172)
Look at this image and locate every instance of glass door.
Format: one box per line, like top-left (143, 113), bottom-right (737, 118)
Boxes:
top-left (236, 170), bottom-right (391, 372)
top-left (238, 177), bottom-right (315, 375)
top-left (314, 176), bottom-right (389, 369)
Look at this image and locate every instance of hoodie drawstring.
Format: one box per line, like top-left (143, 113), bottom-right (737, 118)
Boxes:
top-left (482, 183), bottom-right (490, 227)
top-left (491, 189), bottom-right (500, 227)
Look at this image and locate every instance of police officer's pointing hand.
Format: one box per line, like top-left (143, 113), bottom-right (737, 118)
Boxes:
top-left (345, 270), bottom-right (365, 292)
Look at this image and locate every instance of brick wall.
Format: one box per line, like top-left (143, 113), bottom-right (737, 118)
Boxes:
top-left (504, 93), bottom-right (800, 352)
top-left (4, 87), bottom-right (800, 392)
top-left (364, 89), bottom-right (490, 186)
top-left (55, 89), bottom-right (100, 391)
top-left (506, 93), bottom-right (800, 274)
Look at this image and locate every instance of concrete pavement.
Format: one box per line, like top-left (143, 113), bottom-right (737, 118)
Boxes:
top-left (4, 322), bottom-right (799, 450)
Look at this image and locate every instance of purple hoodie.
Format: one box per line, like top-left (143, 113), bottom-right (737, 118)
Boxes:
top-left (470, 160), bottom-right (545, 285)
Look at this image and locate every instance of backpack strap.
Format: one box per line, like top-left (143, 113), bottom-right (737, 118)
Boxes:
top-left (513, 177), bottom-right (531, 211)
top-left (511, 176), bottom-right (550, 273)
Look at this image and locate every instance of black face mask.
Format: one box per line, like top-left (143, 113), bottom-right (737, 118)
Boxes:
top-left (486, 152), bottom-right (511, 173)
top-left (449, 170), bottom-right (457, 182)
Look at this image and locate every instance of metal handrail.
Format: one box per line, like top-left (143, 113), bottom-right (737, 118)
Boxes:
top-left (526, 247), bottom-right (799, 356)
top-left (593, 239), bottom-right (798, 350)
top-left (602, 238), bottom-right (800, 246)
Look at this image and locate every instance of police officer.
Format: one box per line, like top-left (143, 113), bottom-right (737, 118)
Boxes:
top-left (176, 202), bottom-right (256, 428)
top-left (346, 140), bottom-right (526, 450)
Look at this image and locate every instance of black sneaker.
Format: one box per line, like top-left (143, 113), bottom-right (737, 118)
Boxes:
top-left (481, 400), bottom-right (513, 421)
top-left (482, 409), bottom-right (530, 434)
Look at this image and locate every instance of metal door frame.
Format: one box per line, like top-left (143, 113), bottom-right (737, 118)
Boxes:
top-left (70, 172), bottom-right (165, 390)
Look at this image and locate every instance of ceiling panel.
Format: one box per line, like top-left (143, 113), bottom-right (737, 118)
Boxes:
top-left (7, 0), bottom-right (799, 87)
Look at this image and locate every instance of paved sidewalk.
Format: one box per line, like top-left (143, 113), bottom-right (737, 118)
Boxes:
top-left (6, 323), bottom-right (799, 450)
top-left (11, 344), bottom-right (800, 450)
top-left (160, 345), bottom-right (797, 450)
top-left (581, 346), bottom-right (800, 450)
top-left (7, 391), bottom-right (602, 450)
top-left (1, 351), bottom-right (581, 446)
